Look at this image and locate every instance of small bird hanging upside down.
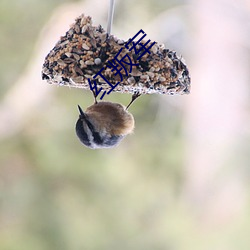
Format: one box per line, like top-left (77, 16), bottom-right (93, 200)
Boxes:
top-left (75, 92), bottom-right (140, 149)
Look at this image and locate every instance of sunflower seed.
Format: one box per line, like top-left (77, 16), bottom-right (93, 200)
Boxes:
top-left (82, 43), bottom-right (90, 50)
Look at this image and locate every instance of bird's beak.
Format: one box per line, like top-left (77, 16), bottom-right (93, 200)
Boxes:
top-left (77, 105), bottom-right (86, 119)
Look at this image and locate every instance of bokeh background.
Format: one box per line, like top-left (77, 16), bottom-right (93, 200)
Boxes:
top-left (1, 0), bottom-right (250, 249)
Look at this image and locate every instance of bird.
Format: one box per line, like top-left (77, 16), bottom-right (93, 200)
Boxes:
top-left (75, 92), bottom-right (140, 149)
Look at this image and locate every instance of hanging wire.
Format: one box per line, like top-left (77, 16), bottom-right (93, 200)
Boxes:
top-left (107, 0), bottom-right (115, 35)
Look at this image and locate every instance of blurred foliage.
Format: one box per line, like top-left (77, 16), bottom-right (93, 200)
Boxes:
top-left (0, 1), bottom-right (188, 249)
top-left (0, 0), bottom-right (71, 97)
top-left (1, 0), bottom-right (250, 250)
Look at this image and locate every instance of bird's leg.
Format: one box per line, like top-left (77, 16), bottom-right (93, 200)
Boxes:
top-left (126, 91), bottom-right (141, 110)
top-left (90, 88), bottom-right (98, 104)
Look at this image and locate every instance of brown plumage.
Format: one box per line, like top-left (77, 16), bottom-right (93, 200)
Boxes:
top-left (75, 101), bottom-right (135, 149)
top-left (85, 101), bottom-right (134, 135)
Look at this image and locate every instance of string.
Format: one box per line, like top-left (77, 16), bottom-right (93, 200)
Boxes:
top-left (107, 0), bottom-right (115, 35)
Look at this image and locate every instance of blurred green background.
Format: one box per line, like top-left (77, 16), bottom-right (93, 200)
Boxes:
top-left (1, 0), bottom-right (250, 249)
